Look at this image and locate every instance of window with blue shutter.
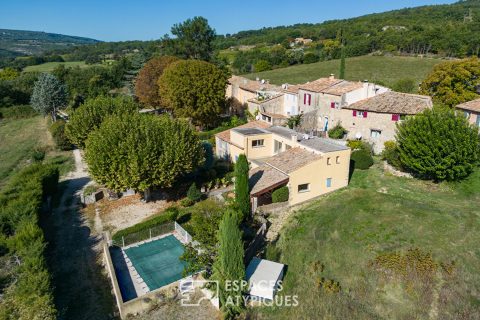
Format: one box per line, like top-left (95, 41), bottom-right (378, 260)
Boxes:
top-left (326, 178), bottom-right (332, 188)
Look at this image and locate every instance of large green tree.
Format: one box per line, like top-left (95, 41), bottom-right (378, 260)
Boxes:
top-left (180, 199), bottom-right (224, 276)
top-left (396, 107), bottom-right (480, 181)
top-left (84, 113), bottom-right (204, 194)
top-left (65, 95), bottom-right (139, 148)
top-left (212, 210), bottom-right (245, 319)
top-left (158, 60), bottom-right (227, 127)
top-left (30, 73), bottom-right (67, 121)
top-left (134, 55), bottom-right (179, 107)
top-left (167, 16), bottom-right (216, 61)
top-left (234, 154), bottom-right (250, 222)
top-left (420, 58), bottom-right (480, 107)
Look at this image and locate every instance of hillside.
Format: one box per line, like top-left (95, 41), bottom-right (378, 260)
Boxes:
top-left (216, 0), bottom-right (480, 58)
top-left (245, 55), bottom-right (442, 89)
top-left (0, 29), bottom-right (99, 57)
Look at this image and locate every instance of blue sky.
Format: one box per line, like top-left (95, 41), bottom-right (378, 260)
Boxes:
top-left (1, 0), bottom-right (457, 41)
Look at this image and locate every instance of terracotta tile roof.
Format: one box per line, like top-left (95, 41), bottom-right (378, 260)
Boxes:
top-left (322, 81), bottom-right (364, 96)
top-left (215, 121), bottom-right (271, 145)
top-left (249, 165), bottom-right (289, 196)
top-left (456, 98), bottom-right (480, 113)
top-left (229, 76), bottom-right (279, 93)
top-left (264, 148), bottom-right (322, 174)
top-left (282, 84), bottom-right (301, 94)
top-left (346, 91), bottom-right (432, 115)
top-left (299, 78), bottom-right (342, 93)
top-left (260, 112), bottom-right (288, 119)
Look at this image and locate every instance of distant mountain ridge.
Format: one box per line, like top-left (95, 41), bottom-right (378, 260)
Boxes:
top-left (0, 29), bottom-right (100, 57)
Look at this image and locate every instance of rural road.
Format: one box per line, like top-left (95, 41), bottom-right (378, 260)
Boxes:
top-left (45, 149), bottom-right (115, 320)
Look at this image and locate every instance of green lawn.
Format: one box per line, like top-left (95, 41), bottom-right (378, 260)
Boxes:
top-left (23, 61), bottom-right (88, 73)
top-left (245, 55), bottom-right (443, 89)
top-left (256, 163), bottom-right (480, 319)
top-left (0, 116), bottom-right (49, 184)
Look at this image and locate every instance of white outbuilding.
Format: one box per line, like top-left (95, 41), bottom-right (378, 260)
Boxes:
top-left (246, 257), bottom-right (285, 301)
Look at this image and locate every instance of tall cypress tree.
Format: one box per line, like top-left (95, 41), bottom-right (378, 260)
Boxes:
top-left (212, 210), bottom-right (245, 319)
top-left (339, 44), bottom-right (346, 79)
top-left (234, 154), bottom-right (250, 221)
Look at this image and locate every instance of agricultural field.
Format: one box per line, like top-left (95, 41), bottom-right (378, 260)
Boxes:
top-left (23, 61), bottom-right (89, 72)
top-left (245, 55), bottom-right (444, 89)
top-left (256, 162), bottom-right (480, 319)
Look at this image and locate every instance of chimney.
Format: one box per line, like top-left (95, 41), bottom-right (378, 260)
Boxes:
top-left (329, 74), bottom-right (335, 80)
top-left (291, 134), bottom-right (298, 142)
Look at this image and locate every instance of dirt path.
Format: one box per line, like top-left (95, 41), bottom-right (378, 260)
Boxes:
top-left (45, 149), bottom-right (115, 320)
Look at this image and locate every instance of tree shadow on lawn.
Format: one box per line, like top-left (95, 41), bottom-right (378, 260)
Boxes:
top-left (43, 176), bottom-right (116, 320)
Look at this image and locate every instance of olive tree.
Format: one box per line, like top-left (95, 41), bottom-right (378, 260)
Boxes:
top-left (30, 73), bottom-right (67, 121)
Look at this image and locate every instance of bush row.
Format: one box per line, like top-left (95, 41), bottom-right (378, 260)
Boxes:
top-left (0, 105), bottom-right (37, 119)
top-left (0, 164), bottom-right (59, 320)
top-left (112, 207), bottom-right (180, 243)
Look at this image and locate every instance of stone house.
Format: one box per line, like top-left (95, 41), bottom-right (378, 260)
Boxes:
top-left (456, 98), bottom-right (480, 128)
top-left (334, 91), bottom-right (433, 153)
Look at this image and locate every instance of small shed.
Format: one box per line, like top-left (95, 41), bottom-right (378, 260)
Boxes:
top-left (246, 257), bottom-right (285, 301)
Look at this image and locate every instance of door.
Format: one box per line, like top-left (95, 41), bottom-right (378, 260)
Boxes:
top-left (324, 117), bottom-right (329, 131)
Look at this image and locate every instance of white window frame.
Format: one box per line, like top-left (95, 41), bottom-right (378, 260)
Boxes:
top-left (252, 139), bottom-right (265, 148)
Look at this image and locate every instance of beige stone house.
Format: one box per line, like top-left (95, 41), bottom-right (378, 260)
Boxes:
top-left (456, 98), bottom-right (480, 128)
top-left (215, 123), bottom-right (351, 210)
top-left (327, 91), bottom-right (433, 153)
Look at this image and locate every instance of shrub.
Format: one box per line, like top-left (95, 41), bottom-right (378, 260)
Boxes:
top-left (49, 120), bottom-right (73, 151)
top-left (254, 60), bottom-right (272, 72)
top-left (112, 206), bottom-right (180, 243)
top-left (328, 124), bottom-right (348, 139)
top-left (396, 107), bottom-right (480, 181)
top-left (392, 78), bottom-right (417, 93)
top-left (351, 150), bottom-right (374, 170)
top-left (187, 183), bottom-right (202, 202)
top-left (31, 147), bottom-right (46, 162)
top-left (347, 140), bottom-right (363, 150)
top-left (272, 186), bottom-right (289, 203)
top-left (382, 141), bottom-right (402, 169)
top-left (303, 52), bottom-right (319, 64)
top-left (180, 198), bottom-right (194, 207)
top-left (0, 105), bottom-right (37, 119)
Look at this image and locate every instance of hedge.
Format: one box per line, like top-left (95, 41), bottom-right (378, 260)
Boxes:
top-left (112, 206), bottom-right (180, 243)
top-left (272, 186), bottom-right (289, 203)
top-left (0, 164), bottom-right (59, 319)
top-left (0, 105), bottom-right (37, 120)
top-left (351, 150), bottom-right (374, 170)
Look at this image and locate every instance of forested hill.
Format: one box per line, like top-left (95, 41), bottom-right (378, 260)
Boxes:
top-left (0, 29), bottom-right (100, 58)
top-left (215, 0), bottom-right (480, 57)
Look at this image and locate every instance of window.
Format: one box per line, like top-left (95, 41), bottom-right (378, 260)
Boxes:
top-left (252, 139), bottom-right (264, 148)
top-left (274, 140), bottom-right (283, 154)
top-left (285, 144), bottom-right (292, 150)
top-left (327, 157), bottom-right (331, 165)
top-left (336, 156), bottom-right (340, 164)
top-left (371, 130), bottom-right (382, 138)
top-left (326, 178), bottom-right (332, 188)
top-left (353, 110), bottom-right (367, 118)
top-left (400, 114), bottom-right (407, 121)
top-left (304, 93), bottom-right (312, 106)
top-left (331, 102), bottom-right (340, 109)
top-left (477, 115), bottom-right (480, 127)
top-left (464, 111), bottom-right (471, 119)
top-left (392, 114), bottom-right (400, 122)
top-left (298, 183), bottom-right (310, 193)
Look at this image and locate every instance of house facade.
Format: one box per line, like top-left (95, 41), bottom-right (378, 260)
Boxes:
top-left (227, 76), bottom-right (279, 105)
top-left (456, 98), bottom-right (480, 128)
top-left (215, 123), bottom-right (351, 210)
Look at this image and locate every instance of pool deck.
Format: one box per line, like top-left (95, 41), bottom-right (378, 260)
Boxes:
top-left (111, 231), bottom-right (188, 301)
